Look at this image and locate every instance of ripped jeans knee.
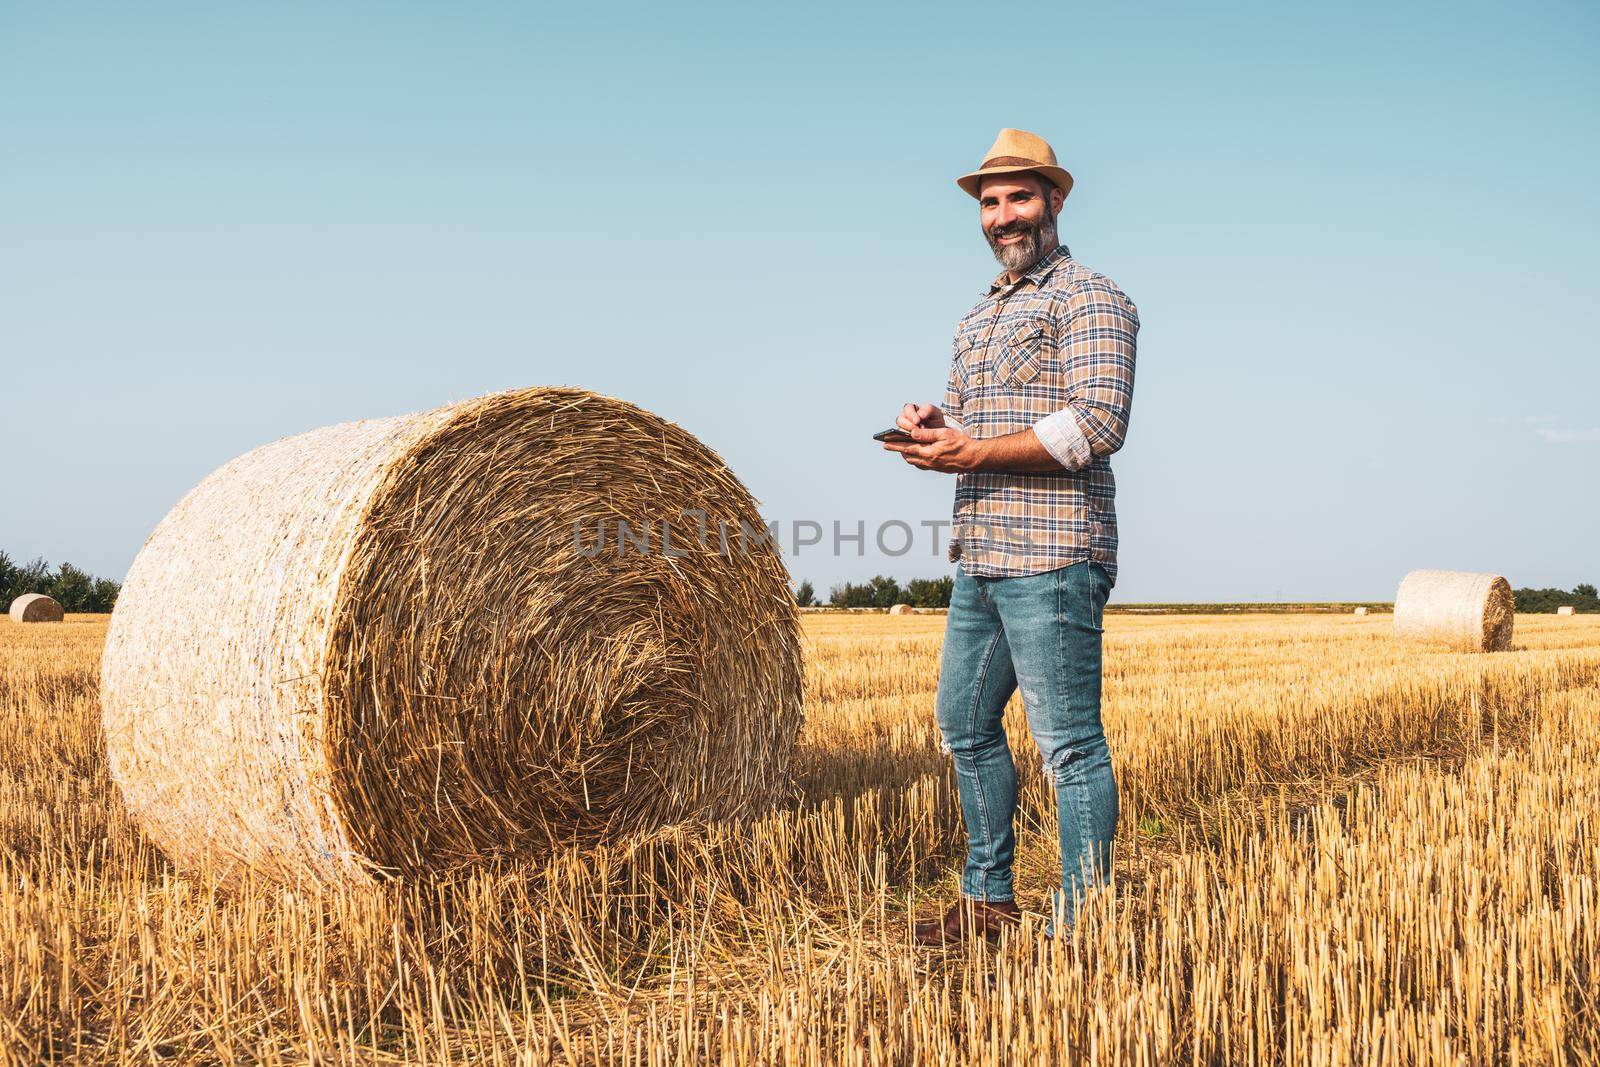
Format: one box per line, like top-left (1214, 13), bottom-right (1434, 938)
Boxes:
top-left (1041, 747), bottom-right (1078, 785)
top-left (1040, 738), bottom-right (1110, 785)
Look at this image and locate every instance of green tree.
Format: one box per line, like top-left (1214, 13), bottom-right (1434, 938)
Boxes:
top-left (17, 557), bottom-right (50, 595)
top-left (828, 575), bottom-right (904, 608)
top-left (0, 551), bottom-right (18, 608)
top-left (793, 580), bottom-right (817, 608)
top-left (47, 562), bottom-right (94, 612)
top-left (867, 575), bottom-right (902, 607)
top-left (905, 576), bottom-right (954, 608)
top-left (88, 578), bottom-right (121, 613)
top-left (1577, 583), bottom-right (1597, 599)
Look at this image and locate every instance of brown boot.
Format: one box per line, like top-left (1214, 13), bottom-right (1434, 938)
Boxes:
top-left (913, 898), bottom-right (1021, 946)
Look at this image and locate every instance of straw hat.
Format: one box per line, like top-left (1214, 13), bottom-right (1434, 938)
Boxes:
top-left (956, 128), bottom-right (1074, 201)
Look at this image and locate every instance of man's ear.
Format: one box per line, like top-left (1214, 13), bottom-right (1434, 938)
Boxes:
top-left (1049, 186), bottom-right (1066, 216)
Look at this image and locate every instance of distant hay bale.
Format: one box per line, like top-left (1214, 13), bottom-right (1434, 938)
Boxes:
top-left (1353, 606), bottom-right (1369, 616)
top-left (8, 594), bottom-right (64, 623)
top-left (888, 603), bottom-right (914, 616)
top-left (100, 387), bottom-right (804, 888)
top-left (1392, 569), bottom-right (1514, 652)
top-left (1557, 605), bottom-right (1576, 617)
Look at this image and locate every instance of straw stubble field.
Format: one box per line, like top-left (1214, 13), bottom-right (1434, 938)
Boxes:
top-left (3, 611), bottom-right (1599, 1064)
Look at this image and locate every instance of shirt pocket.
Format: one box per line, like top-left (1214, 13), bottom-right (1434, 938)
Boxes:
top-left (994, 318), bottom-right (1054, 388)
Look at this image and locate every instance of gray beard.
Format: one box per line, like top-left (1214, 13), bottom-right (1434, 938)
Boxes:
top-left (986, 209), bottom-right (1057, 273)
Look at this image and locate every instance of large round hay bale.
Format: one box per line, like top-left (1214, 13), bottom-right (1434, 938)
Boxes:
top-left (1557, 605), bottom-right (1576, 617)
top-left (888, 603), bottom-right (913, 616)
top-left (1352, 606), bottom-right (1369, 616)
top-left (9, 593), bottom-right (64, 623)
top-left (1392, 569), bottom-right (1513, 652)
top-left (100, 387), bottom-right (804, 887)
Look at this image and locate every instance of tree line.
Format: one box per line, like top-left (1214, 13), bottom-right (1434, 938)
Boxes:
top-left (794, 579), bottom-right (1600, 613)
top-left (792, 575), bottom-right (955, 609)
top-left (1, 552), bottom-right (122, 613)
top-left (1512, 583), bottom-right (1598, 613)
top-left (8, 550), bottom-right (1589, 617)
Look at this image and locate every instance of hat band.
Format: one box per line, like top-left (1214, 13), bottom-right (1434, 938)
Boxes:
top-left (979, 155), bottom-right (1047, 169)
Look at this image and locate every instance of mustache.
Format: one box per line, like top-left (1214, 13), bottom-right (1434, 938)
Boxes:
top-left (986, 220), bottom-right (1040, 239)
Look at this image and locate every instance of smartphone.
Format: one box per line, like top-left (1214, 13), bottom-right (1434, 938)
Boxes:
top-left (873, 427), bottom-right (916, 444)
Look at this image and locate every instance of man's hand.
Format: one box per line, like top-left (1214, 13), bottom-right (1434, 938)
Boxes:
top-left (896, 402), bottom-right (948, 433)
top-left (881, 407), bottom-right (1070, 474)
top-left (881, 425), bottom-right (989, 472)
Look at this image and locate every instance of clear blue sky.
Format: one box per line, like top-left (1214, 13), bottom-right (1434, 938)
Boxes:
top-left (3, 1), bottom-right (1595, 601)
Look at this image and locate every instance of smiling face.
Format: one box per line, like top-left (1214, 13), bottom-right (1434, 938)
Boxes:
top-left (979, 173), bottom-right (1065, 274)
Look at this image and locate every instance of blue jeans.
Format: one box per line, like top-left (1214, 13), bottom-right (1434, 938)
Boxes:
top-left (934, 559), bottom-right (1118, 927)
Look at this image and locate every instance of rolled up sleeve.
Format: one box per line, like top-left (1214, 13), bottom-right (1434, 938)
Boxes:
top-left (1032, 408), bottom-right (1092, 468)
top-left (1030, 281), bottom-right (1139, 469)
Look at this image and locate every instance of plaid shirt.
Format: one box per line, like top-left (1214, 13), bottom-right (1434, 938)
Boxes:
top-left (944, 244), bottom-right (1138, 581)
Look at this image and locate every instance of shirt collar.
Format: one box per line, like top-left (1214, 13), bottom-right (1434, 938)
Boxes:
top-left (986, 242), bottom-right (1072, 295)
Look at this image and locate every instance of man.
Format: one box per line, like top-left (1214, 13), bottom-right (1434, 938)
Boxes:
top-left (882, 128), bottom-right (1138, 944)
